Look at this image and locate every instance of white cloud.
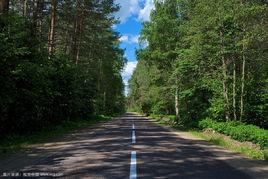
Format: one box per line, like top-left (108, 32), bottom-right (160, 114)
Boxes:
top-left (115, 0), bottom-right (155, 23)
top-left (120, 34), bottom-right (140, 44)
top-left (138, 0), bottom-right (155, 22)
top-left (119, 35), bottom-right (129, 42)
top-left (115, 0), bottom-right (140, 23)
top-left (122, 61), bottom-right (138, 95)
top-left (140, 39), bottom-right (149, 48)
top-left (130, 35), bottom-right (140, 44)
top-left (122, 61), bottom-right (138, 78)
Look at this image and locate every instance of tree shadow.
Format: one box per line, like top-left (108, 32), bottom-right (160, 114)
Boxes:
top-left (0, 113), bottom-right (266, 178)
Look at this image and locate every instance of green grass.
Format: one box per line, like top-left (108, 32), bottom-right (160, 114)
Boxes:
top-left (0, 115), bottom-right (112, 155)
top-left (198, 118), bottom-right (268, 148)
top-left (148, 114), bottom-right (267, 160)
top-left (190, 131), bottom-right (266, 160)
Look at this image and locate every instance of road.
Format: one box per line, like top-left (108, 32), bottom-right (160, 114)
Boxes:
top-left (0, 113), bottom-right (267, 178)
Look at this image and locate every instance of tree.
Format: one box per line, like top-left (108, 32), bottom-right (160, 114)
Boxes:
top-left (0, 0), bottom-right (9, 13)
top-left (129, 0), bottom-right (268, 128)
top-left (48, 0), bottom-right (57, 55)
top-left (0, 0), bottom-right (126, 135)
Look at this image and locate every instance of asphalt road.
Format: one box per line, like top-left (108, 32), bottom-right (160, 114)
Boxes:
top-left (0, 113), bottom-right (267, 178)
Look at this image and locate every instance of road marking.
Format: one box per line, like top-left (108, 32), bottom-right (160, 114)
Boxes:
top-left (132, 124), bottom-right (135, 130)
top-left (132, 130), bottom-right (136, 144)
top-left (129, 151), bottom-right (137, 179)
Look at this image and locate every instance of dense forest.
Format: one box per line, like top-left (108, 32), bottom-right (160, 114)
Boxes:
top-left (128, 0), bottom-right (268, 129)
top-left (0, 0), bottom-right (125, 135)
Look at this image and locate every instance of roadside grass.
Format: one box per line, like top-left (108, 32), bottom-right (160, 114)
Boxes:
top-left (148, 114), bottom-right (268, 161)
top-left (190, 130), bottom-right (266, 160)
top-left (0, 115), bottom-right (112, 155)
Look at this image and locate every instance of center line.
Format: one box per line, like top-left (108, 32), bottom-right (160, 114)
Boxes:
top-left (129, 151), bottom-right (137, 179)
top-left (132, 130), bottom-right (136, 144)
top-left (132, 124), bottom-right (135, 130)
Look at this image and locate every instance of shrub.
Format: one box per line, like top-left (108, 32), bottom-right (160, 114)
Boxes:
top-left (198, 118), bottom-right (268, 149)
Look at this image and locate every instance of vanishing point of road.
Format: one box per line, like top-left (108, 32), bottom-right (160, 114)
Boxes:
top-left (0, 113), bottom-right (267, 178)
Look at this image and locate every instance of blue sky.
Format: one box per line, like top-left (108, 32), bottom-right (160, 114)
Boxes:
top-left (114, 0), bottom-right (154, 93)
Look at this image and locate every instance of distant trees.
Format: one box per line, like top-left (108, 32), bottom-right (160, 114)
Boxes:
top-left (128, 0), bottom-right (268, 128)
top-left (0, 0), bottom-right (126, 135)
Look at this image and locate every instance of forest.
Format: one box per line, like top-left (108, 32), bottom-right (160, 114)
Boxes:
top-left (0, 0), bottom-right (125, 135)
top-left (128, 0), bottom-right (268, 129)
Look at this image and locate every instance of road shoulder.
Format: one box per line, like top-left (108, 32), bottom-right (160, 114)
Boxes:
top-left (145, 115), bottom-right (268, 179)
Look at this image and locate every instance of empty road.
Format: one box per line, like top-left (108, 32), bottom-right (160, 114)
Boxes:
top-left (0, 113), bottom-right (267, 178)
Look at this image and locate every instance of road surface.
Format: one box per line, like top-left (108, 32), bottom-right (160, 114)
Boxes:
top-left (0, 113), bottom-right (267, 178)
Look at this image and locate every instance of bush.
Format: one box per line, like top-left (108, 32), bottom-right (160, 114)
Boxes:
top-left (198, 118), bottom-right (268, 149)
top-left (168, 115), bottom-right (177, 122)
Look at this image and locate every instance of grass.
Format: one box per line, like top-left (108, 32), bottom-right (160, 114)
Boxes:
top-left (198, 118), bottom-right (268, 149)
top-left (190, 130), bottom-right (266, 160)
top-left (0, 115), bottom-right (112, 155)
top-left (148, 114), bottom-right (267, 160)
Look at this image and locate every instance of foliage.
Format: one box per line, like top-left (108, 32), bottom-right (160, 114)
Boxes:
top-left (198, 119), bottom-right (268, 149)
top-left (190, 131), bottom-right (265, 160)
top-left (128, 0), bottom-right (268, 129)
top-left (0, 1), bottom-right (125, 136)
top-left (150, 114), bottom-right (266, 160)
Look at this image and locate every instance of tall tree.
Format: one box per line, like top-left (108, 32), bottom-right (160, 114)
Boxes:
top-left (239, 0), bottom-right (246, 121)
top-left (0, 0), bottom-right (126, 135)
top-left (129, 0), bottom-right (268, 128)
top-left (48, 0), bottom-right (57, 55)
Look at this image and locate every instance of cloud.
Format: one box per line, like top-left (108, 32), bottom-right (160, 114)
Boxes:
top-left (130, 35), bottom-right (139, 44)
top-left (115, 0), bottom-right (140, 23)
top-left (119, 35), bottom-right (129, 42)
top-left (115, 0), bottom-right (155, 23)
top-left (122, 61), bottom-right (138, 78)
top-left (140, 39), bottom-right (149, 48)
top-left (119, 34), bottom-right (140, 44)
top-left (122, 61), bottom-right (138, 95)
top-left (138, 0), bottom-right (155, 22)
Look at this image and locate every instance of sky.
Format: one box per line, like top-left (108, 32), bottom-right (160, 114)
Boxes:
top-left (114, 0), bottom-right (155, 94)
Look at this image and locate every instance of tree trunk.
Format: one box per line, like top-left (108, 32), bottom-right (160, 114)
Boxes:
top-left (220, 29), bottom-right (230, 121)
top-left (33, 0), bottom-right (43, 30)
top-left (72, 5), bottom-right (79, 59)
top-left (240, 0), bottom-right (246, 122)
top-left (222, 57), bottom-right (230, 121)
top-left (175, 78), bottom-right (180, 124)
top-left (33, 0), bottom-right (44, 52)
top-left (75, 15), bottom-right (83, 65)
top-left (23, 0), bottom-right (28, 16)
top-left (233, 59), bottom-right (237, 120)
top-left (72, 0), bottom-right (82, 63)
top-left (48, 0), bottom-right (57, 55)
top-left (64, 29), bottom-right (71, 55)
top-left (0, 0), bottom-right (9, 13)
top-left (63, 0), bottom-right (72, 55)
top-left (98, 58), bottom-right (103, 113)
top-left (103, 91), bottom-right (106, 112)
top-left (240, 50), bottom-right (245, 121)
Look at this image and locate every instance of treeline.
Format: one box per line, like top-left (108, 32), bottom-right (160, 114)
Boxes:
top-left (0, 0), bottom-right (125, 135)
top-left (128, 0), bottom-right (268, 128)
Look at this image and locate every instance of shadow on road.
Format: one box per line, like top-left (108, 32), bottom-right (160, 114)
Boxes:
top-left (0, 113), bottom-right (267, 178)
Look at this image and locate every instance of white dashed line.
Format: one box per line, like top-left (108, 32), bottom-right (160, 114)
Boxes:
top-left (132, 124), bottom-right (135, 130)
top-left (129, 151), bottom-right (137, 179)
top-left (132, 130), bottom-right (136, 144)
